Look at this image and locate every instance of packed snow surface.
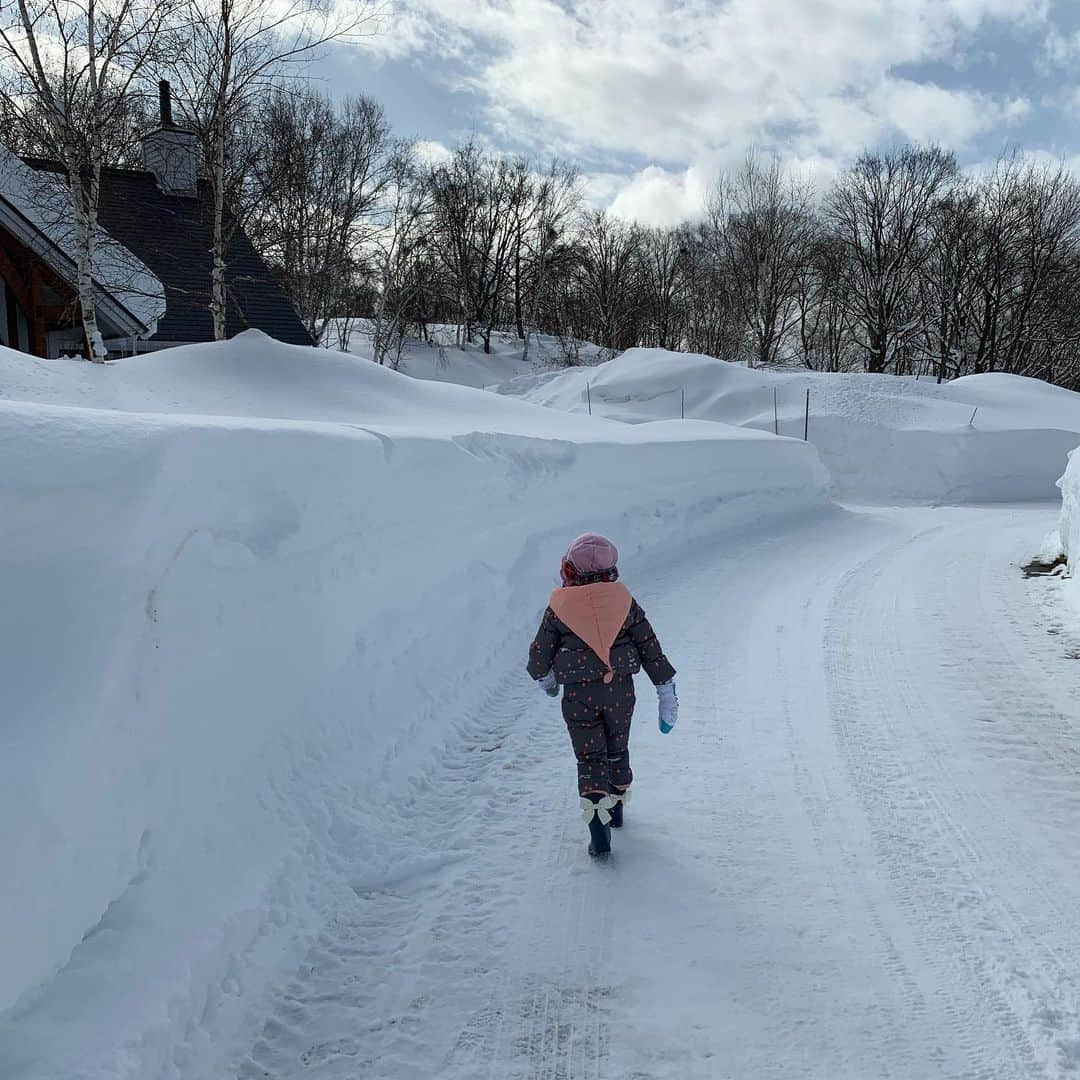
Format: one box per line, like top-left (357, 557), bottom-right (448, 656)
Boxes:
top-left (0, 332), bottom-right (828, 1079)
top-left (226, 501), bottom-right (1080, 1080)
top-left (6, 332), bottom-right (1080, 1079)
top-left (503, 348), bottom-right (1080, 502)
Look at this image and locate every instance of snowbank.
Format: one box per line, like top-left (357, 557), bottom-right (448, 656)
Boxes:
top-left (0, 332), bottom-right (829, 1079)
top-left (1058, 448), bottom-right (1080, 603)
top-left (503, 349), bottom-right (1080, 503)
top-left (327, 320), bottom-right (605, 390)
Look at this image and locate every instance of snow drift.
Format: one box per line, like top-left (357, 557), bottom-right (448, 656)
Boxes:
top-left (0, 332), bottom-right (829, 1079)
top-left (1057, 447), bottom-right (1080, 606)
top-left (503, 349), bottom-right (1080, 503)
top-left (326, 320), bottom-right (606, 390)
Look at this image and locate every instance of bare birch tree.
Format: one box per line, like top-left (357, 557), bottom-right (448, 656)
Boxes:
top-left (167, 0), bottom-right (379, 339)
top-left (0, 0), bottom-right (175, 356)
top-left (370, 142), bottom-right (434, 366)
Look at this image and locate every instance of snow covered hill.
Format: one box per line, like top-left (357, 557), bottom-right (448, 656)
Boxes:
top-left (0, 332), bottom-right (829, 1079)
top-left (502, 348), bottom-right (1080, 503)
top-left (327, 320), bottom-right (605, 390)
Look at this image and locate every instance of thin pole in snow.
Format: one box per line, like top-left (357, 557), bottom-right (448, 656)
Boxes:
top-left (773, 387), bottom-right (779, 435)
top-left (969, 407), bottom-right (978, 427)
top-left (681, 387), bottom-right (685, 419)
top-left (586, 381), bottom-right (592, 416)
top-left (804, 388), bottom-right (810, 441)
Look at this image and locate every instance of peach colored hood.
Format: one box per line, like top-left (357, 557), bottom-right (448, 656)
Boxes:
top-left (549, 581), bottom-right (633, 684)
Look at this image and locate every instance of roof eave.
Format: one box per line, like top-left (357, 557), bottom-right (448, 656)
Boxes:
top-left (0, 195), bottom-right (153, 339)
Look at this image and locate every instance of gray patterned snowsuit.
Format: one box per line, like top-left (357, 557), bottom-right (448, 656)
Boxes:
top-left (528, 599), bottom-right (675, 796)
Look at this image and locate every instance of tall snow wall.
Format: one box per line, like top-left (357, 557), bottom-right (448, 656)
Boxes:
top-left (0, 360), bottom-right (830, 1079)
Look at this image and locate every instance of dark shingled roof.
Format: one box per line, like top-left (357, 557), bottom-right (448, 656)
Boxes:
top-left (23, 158), bottom-right (314, 347)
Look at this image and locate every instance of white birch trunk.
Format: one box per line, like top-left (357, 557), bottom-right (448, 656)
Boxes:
top-left (371, 256), bottom-right (390, 364)
top-left (68, 157), bottom-right (106, 359)
top-left (211, 124), bottom-right (228, 340)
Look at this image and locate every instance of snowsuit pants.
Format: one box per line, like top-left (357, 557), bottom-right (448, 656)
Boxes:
top-left (561, 674), bottom-right (635, 796)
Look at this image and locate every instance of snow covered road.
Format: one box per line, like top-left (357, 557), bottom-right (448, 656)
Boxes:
top-left (237, 502), bottom-right (1080, 1080)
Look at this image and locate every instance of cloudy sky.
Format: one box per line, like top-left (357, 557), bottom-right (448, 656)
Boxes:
top-left (317, 0), bottom-right (1080, 226)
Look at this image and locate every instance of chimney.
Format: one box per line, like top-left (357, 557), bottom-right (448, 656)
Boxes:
top-left (141, 80), bottom-right (199, 197)
top-left (159, 79), bottom-right (174, 127)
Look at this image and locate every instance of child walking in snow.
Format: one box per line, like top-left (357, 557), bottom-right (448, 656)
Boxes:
top-left (527, 534), bottom-right (678, 857)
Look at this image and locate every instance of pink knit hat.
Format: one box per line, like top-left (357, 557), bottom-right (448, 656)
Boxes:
top-left (564, 533), bottom-right (618, 575)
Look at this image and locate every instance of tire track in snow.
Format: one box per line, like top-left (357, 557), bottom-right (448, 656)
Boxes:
top-left (824, 514), bottom-right (1080, 1079)
top-left (901, 525), bottom-right (1080, 1075)
top-left (828, 536), bottom-right (1033, 1080)
top-left (238, 504), bottom-right (1077, 1080)
top-left (936, 523), bottom-right (1080, 1070)
top-left (773, 625), bottom-right (930, 1080)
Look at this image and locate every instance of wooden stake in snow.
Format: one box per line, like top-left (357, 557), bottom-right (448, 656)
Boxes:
top-left (586, 381), bottom-right (592, 416)
top-left (969, 407), bottom-right (978, 427)
top-left (804, 389), bottom-right (810, 441)
top-left (681, 387), bottom-right (685, 419)
top-left (773, 387), bottom-right (779, 435)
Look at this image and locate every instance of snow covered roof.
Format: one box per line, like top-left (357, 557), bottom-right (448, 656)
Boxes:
top-left (15, 154), bottom-right (313, 347)
top-left (0, 145), bottom-right (166, 338)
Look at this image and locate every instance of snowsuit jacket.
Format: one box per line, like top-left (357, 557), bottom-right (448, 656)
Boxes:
top-left (527, 588), bottom-right (676, 687)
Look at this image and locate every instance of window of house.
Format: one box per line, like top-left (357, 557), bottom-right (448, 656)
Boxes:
top-left (16, 303), bottom-right (28, 351)
top-left (0, 277), bottom-right (9, 347)
top-left (0, 273), bottom-right (30, 352)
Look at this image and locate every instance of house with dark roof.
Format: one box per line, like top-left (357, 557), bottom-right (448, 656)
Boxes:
top-left (0, 84), bottom-right (312, 357)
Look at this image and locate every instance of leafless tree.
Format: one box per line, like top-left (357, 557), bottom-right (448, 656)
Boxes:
top-left (248, 87), bottom-right (391, 341)
top-left (912, 181), bottom-right (981, 380)
top-left (574, 209), bottom-right (643, 353)
top-left (795, 233), bottom-right (854, 371)
top-left (639, 227), bottom-right (685, 350)
top-left (167, 0), bottom-right (379, 339)
top-left (0, 0), bottom-right (176, 356)
top-left (966, 154), bottom-right (1080, 379)
top-left (370, 143), bottom-right (435, 366)
top-left (826, 145), bottom-right (958, 373)
top-left (426, 142), bottom-right (524, 353)
top-left (708, 153), bottom-right (817, 368)
top-left (516, 159), bottom-right (580, 362)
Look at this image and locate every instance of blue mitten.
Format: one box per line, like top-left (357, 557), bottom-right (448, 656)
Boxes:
top-left (657, 680), bottom-right (678, 733)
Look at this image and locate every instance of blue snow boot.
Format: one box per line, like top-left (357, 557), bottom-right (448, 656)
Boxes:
top-left (583, 794), bottom-right (615, 857)
top-left (609, 789), bottom-right (629, 828)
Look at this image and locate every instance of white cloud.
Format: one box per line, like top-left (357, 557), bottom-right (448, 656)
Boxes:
top-left (362, 0), bottom-right (1054, 219)
top-left (371, 0), bottom-right (1045, 163)
top-left (412, 139), bottom-right (453, 166)
top-left (607, 165), bottom-right (710, 228)
top-left (882, 80), bottom-right (1030, 147)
